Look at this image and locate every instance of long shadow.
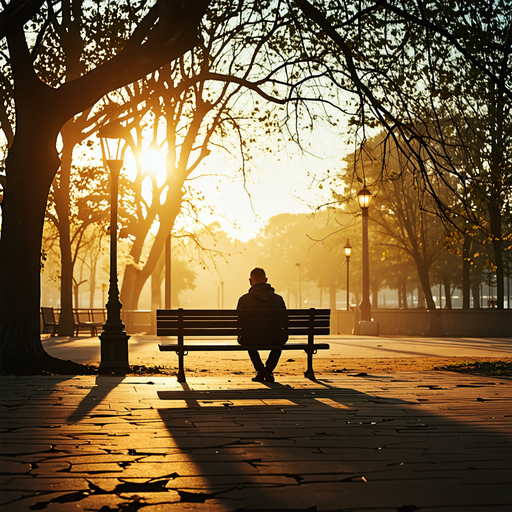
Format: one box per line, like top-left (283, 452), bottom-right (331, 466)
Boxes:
top-left (151, 376), bottom-right (512, 510)
top-left (2, 374), bottom-right (510, 511)
top-left (66, 375), bottom-right (126, 423)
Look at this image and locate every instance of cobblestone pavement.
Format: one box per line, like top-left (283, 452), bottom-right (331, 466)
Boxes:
top-left (1, 371), bottom-right (511, 511)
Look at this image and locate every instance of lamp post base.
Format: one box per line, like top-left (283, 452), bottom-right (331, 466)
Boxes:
top-left (98, 330), bottom-right (130, 375)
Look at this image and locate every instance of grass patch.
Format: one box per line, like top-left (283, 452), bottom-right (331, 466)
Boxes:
top-left (434, 360), bottom-right (512, 376)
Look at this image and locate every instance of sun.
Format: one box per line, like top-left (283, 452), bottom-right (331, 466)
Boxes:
top-left (141, 148), bottom-right (166, 173)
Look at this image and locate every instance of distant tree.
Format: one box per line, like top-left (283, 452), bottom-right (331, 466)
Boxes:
top-left (45, 161), bottom-right (110, 330)
top-left (331, 134), bottom-right (446, 309)
top-left (291, 0), bottom-right (512, 308)
top-left (248, 211), bottom-right (359, 310)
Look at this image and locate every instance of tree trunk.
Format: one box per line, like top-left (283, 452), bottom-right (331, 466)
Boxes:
top-left (89, 250), bottom-right (98, 308)
top-left (442, 274), bottom-right (452, 309)
top-left (489, 202), bottom-right (504, 309)
top-left (415, 262), bottom-right (436, 310)
top-left (53, 138), bottom-right (74, 336)
top-left (486, 79), bottom-right (506, 309)
top-left (120, 189), bottom-right (183, 310)
top-left (371, 285), bottom-right (379, 310)
top-left (73, 279), bottom-right (80, 310)
top-left (0, 137), bottom-right (91, 373)
top-left (329, 279), bottom-right (336, 311)
top-left (471, 282), bottom-right (481, 309)
top-left (462, 236), bottom-right (471, 309)
top-left (151, 254), bottom-right (164, 312)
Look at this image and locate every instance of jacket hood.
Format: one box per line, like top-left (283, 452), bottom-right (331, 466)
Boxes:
top-left (248, 282), bottom-right (276, 301)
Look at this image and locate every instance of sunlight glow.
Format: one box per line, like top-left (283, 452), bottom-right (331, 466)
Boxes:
top-left (141, 148), bottom-right (166, 175)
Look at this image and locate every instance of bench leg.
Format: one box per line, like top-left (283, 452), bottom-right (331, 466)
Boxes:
top-left (304, 349), bottom-right (316, 380)
top-left (177, 352), bottom-right (186, 383)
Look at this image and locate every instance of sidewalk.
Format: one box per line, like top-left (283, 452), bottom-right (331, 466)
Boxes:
top-left (0, 335), bottom-right (511, 511)
top-left (41, 333), bottom-right (512, 371)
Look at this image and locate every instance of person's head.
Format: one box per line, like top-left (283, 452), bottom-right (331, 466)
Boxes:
top-left (249, 267), bottom-right (267, 286)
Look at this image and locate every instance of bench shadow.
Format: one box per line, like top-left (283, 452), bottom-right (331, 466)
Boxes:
top-left (151, 376), bottom-right (512, 510)
top-left (153, 380), bottom-right (421, 509)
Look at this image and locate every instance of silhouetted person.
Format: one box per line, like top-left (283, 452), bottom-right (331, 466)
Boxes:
top-left (237, 267), bottom-right (287, 382)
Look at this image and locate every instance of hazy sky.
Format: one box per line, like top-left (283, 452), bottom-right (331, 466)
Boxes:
top-left (189, 129), bottom-right (344, 241)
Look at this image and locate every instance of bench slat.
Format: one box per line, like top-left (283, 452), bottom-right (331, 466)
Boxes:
top-left (157, 328), bottom-right (331, 337)
top-left (159, 343), bottom-right (330, 352)
top-left (157, 308), bottom-right (330, 317)
top-left (156, 319), bottom-right (330, 329)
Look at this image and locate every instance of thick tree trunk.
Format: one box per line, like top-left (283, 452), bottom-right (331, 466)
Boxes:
top-left (0, 137), bottom-right (91, 373)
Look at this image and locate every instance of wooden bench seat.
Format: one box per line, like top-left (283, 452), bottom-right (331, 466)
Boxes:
top-left (157, 308), bottom-right (330, 382)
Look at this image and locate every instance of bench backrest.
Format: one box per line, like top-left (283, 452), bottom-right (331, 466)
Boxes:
top-left (157, 308), bottom-right (330, 337)
top-left (75, 309), bottom-right (92, 323)
top-left (41, 307), bottom-right (56, 325)
top-left (91, 309), bottom-right (106, 323)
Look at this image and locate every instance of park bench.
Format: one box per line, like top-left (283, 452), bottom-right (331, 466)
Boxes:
top-left (41, 307), bottom-right (106, 336)
top-left (73, 308), bottom-right (105, 336)
top-left (157, 308), bottom-right (330, 382)
top-left (41, 307), bottom-right (58, 336)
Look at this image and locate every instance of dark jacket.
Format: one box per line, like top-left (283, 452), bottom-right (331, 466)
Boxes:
top-left (236, 283), bottom-right (287, 346)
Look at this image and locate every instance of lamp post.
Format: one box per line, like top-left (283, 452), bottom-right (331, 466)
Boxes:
top-left (357, 187), bottom-right (372, 322)
top-left (296, 263), bottom-right (302, 308)
top-left (97, 122), bottom-right (131, 375)
top-left (165, 234), bottom-right (171, 309)
top-left (344, 239), bottom-right (352, 310)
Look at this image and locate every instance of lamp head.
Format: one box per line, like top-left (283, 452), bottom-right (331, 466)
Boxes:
top-left (97, 122), bottom-right (129, 161)
top-left (357, 187), bottom-right (372, 209)
top-left (344, 239), bottom-right (352, 258)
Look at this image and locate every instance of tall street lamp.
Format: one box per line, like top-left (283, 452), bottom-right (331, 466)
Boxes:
top-left (344, 239), bottom-right (352, 311)
top-left (357, 187), bottom-right (373, 322)
top-left (97, 122), bottom-right (131, 375)
top-left (165, 234), bottom-right (171, 309)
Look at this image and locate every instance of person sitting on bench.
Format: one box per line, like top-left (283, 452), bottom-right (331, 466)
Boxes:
top-left (236, 267), bottom-right (287, 382)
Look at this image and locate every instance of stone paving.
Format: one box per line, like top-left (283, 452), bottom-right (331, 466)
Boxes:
top-left (1, 369), bottom-right (511, 511)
